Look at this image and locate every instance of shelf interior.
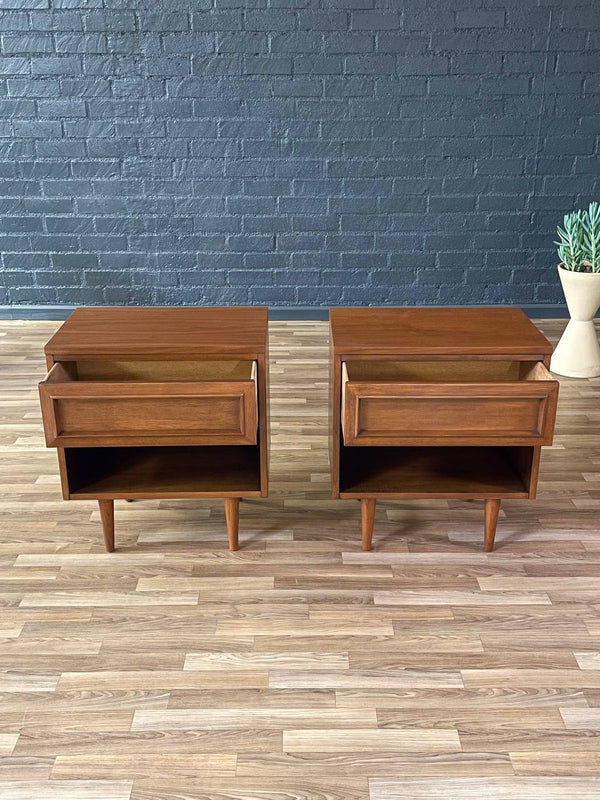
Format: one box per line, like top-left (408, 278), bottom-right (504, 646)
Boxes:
top-left (340, 445), bottom-right (530, 497)
top-left (65, 445), bottom-right (261, 498)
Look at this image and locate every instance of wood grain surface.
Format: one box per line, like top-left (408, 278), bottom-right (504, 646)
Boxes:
top-left (329, 307), bottom-right (553, 357)
top-left (43, 306), bottom-right (268, 359)
top-left (1, 317), bottom-right (600, 800)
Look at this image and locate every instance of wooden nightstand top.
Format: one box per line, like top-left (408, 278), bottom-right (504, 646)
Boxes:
top-left (330, 307), bottom-right (553, 357)
top-left (45, 306), bottom-right (268, 359)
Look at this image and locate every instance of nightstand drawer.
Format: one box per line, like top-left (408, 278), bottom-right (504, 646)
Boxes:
top-left (341, 360), bottom-right (558, 447)
top-left (39, 360), bottom-right (258, 447)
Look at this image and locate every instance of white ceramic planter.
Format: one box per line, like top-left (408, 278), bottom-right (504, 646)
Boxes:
top-left (550, 265), bottom-right (600, 378)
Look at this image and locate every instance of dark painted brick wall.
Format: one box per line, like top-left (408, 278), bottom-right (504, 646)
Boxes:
top-left (0, 0), bottom-right (599, 308)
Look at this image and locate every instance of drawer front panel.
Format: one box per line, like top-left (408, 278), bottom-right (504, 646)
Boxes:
top-left (56, 395), bottom-right (250, 440)
top-left (39, 363), bottom-right (258, 447)
top-left (342, 380), bottom-right (558, 447)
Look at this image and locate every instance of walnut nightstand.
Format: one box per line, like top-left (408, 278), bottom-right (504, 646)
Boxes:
top-left (39, 307), bottom-right (269, 551)
top-left (330, 307), bottom-right (558, 551)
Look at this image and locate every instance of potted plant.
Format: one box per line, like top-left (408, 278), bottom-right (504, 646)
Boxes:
top-left (550, 201), bottom-right (600, 378)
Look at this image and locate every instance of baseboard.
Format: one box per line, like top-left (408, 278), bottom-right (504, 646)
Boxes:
top-left (268, 306), bottom-right (329, 320)
top-left (0, 303), bottom-right (575, 321)
top-left (519, 304), bottom-right (571, 319)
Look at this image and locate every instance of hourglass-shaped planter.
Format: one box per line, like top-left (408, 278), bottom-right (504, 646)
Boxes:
top-left (551, 265), bottom-right (600, 378)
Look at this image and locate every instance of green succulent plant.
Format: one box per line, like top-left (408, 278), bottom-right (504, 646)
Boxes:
top-left (555, 210), bottom-right (585, 271)
top-left (555, 202), bottom-right (600, 273)
top-left (582, 201), bottom-right (600, 273)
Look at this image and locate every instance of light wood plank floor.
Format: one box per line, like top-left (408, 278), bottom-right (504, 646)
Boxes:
top-left (1, 318), bottom-right (600, 800)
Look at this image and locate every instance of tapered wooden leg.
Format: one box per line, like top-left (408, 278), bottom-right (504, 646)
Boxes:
top-left (225, 497), bottom-right (240, 551)
top-left (484, 498), bottom-right (501, 552)
top-left (98, 499), bottom-right (114, 553)
top-left (361, 498), bottom-right (376, 551)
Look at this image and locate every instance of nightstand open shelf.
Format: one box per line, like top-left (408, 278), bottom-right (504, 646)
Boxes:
top-left (339, 445), bottom-right (530, 498)
top-left (63, 445), bottom-right (262, 500)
